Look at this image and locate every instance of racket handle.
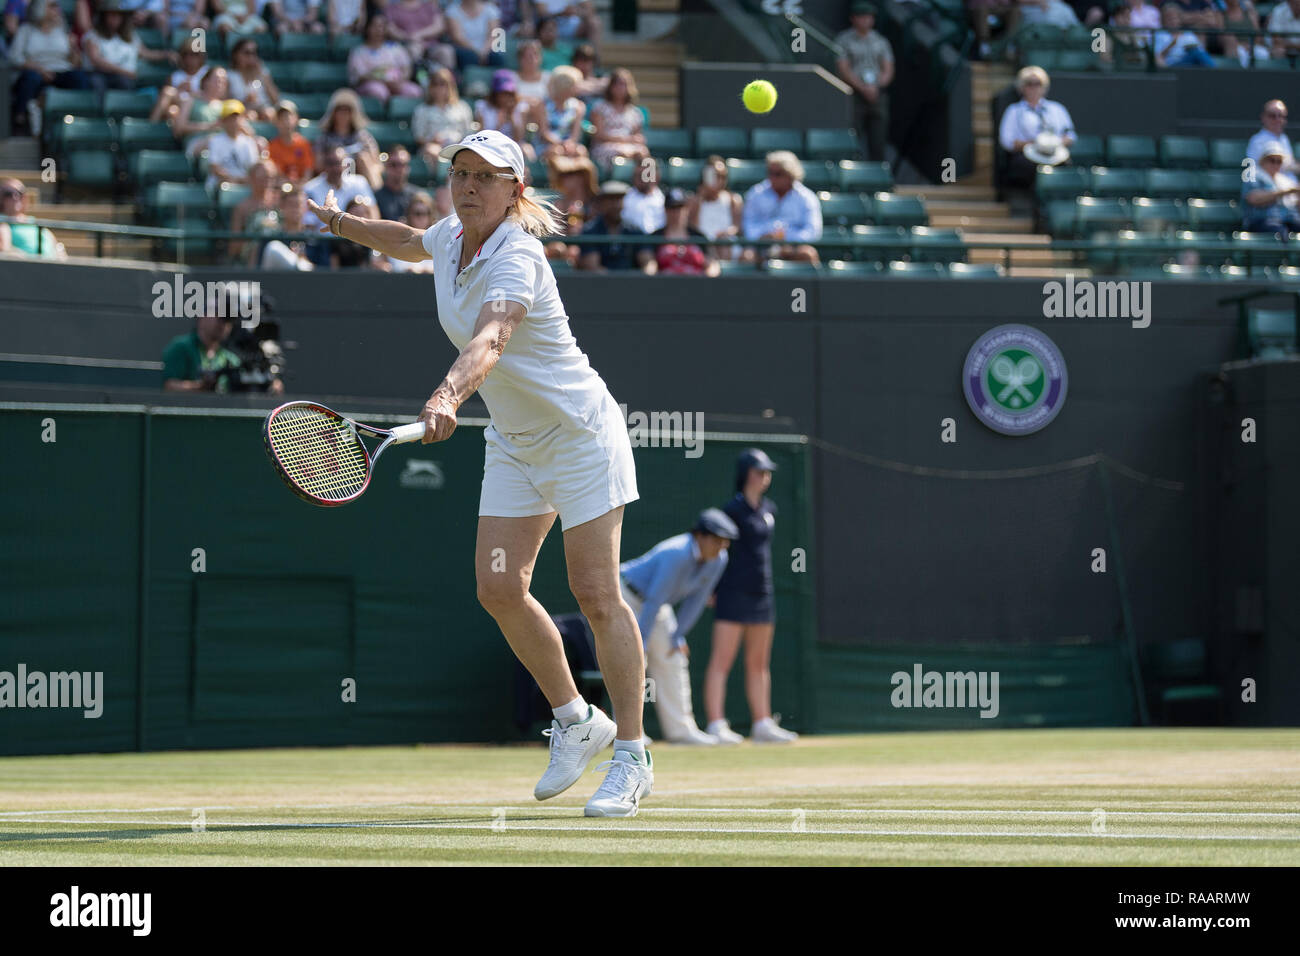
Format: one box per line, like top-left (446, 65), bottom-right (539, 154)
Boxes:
top-left (390, 422), bottom-right (427, 444)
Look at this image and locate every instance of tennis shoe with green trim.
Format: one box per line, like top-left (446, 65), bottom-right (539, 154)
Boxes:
top-left (534, 706), bottom-right (618, 801)
top-left (584, 749), bottom-right (654, 818)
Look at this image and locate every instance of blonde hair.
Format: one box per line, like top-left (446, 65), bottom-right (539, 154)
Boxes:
top-left (549, 65), bottom-right (581, 97)
top-left (321, 88), bottom-right (369, 131)
top-left (427, 66), bottom-right (460, 105)
top-left (511, 188), bottom-right (565, 237)
top-left (1016, 66), bottom-right (1050, 94)
top-left (765, 150), bottom-right (805, 182)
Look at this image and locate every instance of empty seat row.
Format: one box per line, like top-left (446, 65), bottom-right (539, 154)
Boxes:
top-left (1046, 196), bottom-right (1246, 236)
top-left (1033, 135), bottom-right (1253, 170)
top-left (1038, 166), bottom-right (1251, 202)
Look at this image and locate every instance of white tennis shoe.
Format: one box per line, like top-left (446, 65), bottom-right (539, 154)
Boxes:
top-left (534, 706), bottom-right (618, 801)
top-left (584, 749), bottom-right (654, 817)
top-left (706, 719), bottom-right (745, 745)
top-left (752, 715), bottom-right (799, 743)
top-left (667, 726), bottom-right (720, 746)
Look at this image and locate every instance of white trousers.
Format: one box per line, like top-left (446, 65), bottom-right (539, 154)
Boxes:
top-left (621, 579), bottom-right (703, 741)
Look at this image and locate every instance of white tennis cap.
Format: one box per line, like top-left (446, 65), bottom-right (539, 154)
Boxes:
top-left (442, 130), bottom-right (526, 180)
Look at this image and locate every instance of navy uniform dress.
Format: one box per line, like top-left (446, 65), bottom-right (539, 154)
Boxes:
top-left (713, 492), bottom-right (776, 624)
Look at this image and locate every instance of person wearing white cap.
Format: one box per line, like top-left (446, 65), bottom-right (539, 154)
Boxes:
top-left (1242, 140), bottom-right (1300, 235)
top-left (1247, 100), bottom-right (1299, 176)
top-left (306, 128), bottom-right (652, 817)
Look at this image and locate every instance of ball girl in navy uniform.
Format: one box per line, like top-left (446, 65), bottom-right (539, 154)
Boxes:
top-left (703, 448), bottom-right (798, 743)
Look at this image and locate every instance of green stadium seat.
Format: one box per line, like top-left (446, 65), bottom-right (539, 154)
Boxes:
top-left (368, 121), bottom-right (415, 150)
top-left (250, 121), bottom-right (277, 140)
top-left (1116, 230), bottom-right (1175, 269)
top-left (806, 128), bottom-right (860, 161)
top-left (1173, 230), bottom-right (1232, 266)
top-left (279, 32), bottom-right (332, 60)
top-left (156, 218), bottom-right (222, 263)
top-left (645, 127), bottom-right (692, 156)
top-left (662, 157), bottom-right (704, 188)
top-left (1159, 135), bottom-right (1210, 169)
top-left (146, 181), bottom-right (214, 225)
top-left (1021, 48), bottom-right (1059, 71)
top-left (1035, 164), bottom-right (1091, 202)
top-left (837, 160), bottom-right (892, 193)
top-left (460, 65), bottom-right (496, 96)
top-left (750, 128), bottom-right (803, 158)
top-left (1232, 232), bottom-right (1294, 268)
top-left (293, 61), bottom-right (349, 92)
top-left (826, 258), bottom-right (885, 276)
top-left (135, 27), bottom-right (166, 49)
top-left (103, 90), bottom-right (155, 120)
top-left (358, 96), bottom-right (386, 121)
top-left (525, 157), bottom-right (549, 187)
top-left (909, 226), bottom-right (965, 262)
top-left (872, 192), bottom-right (927, 227)
top-left (1162, 263), bottom-right (1218, 279)
top-left (802, 161), bottom-right (839, 192)
top-left (286, 92), bottom-right (332, 120)
top-left (1054, 50), bottom-right (1101, 71)
top-left (887, 260), bottom-right (947, 277)
top-left (118, 117), bottom-right (177, 153)
top-left (1210, 138), bottom-right (1248, 168)
top-left (260, 59), bottom-right (295, 88)
top-left (408, 156), bottom-right (437, 187)
top-left (296, 118), bottom-right (319, 139)
top-left (716, 259), bottom-right (760, 275)
top-left (695, 126), bottom-right (748, 159)
top-left (607, 155), bottom-right (637, 184)
top-left (133, 61), bottom-right (174, 89)
top-left (1246, 308), bottom-right (1298, 357)
top-left (130, 150), bottom-right (195, 186)
top-left (1070, 134), bottom-right (1105, 167)
top-left (1106, 135), bottom-right (1158, 167)
top-left (1142, 168), bottom-right (1198, 199)
top-left (547, 258), bottom-right (573, 273)
top-left (249, 32), bottom-right (278, 59)
top-left (765, 258), bottom-right (821, 275)
top-left (44, 89), bottom-right (101, 127)
top-left (65, 150), bottom-right (116, 188)
top-left (947, 262), bottom-right (1006, 278)
top-left (1279, 265), bottom-right (1300, 282)
top-left (1046, 199), bottom-right (1076, 236)
top-left (1186, 198), bottom-right (1241, 231)
top-left (835, 224), bottom-right (910, 262)
top-left (332, 32), bottom-right (364, 61)
top-left (1090, 166), bottom-right (1146, 197)
top-left (724, 158), bottom-right (767, 191)
top-left (1131, 197), bottom-right (1188, 232)
top-left (1075, 196), bottom-right (1130, 235)
top-left (818, 191), bottom-right (870, 227)
top-left (1218, 265), bottom-right (1252, 280)
top-left (386, 96), bottom-right (420, 122)
top-left (56, 116), bottom-right (115, 155)
top-left (1141, 639), bottom-right (1224, 723)
top-left (216, 182), bottom-right (252, 223)
top-left (1200, 168), bottom-right (1244, 200)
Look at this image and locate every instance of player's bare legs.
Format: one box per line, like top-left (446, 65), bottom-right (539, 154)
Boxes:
top-left (475, 512), bottom-right (577, 706)
top-left (704, 621), bottom-right (743, 725)
top-left (563, 505), bottom-right (644, 742)
top-left (742, 623), bottom-right (774, 720)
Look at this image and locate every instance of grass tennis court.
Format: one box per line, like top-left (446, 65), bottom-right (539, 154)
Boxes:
top-left (2, 729), bottom-right (1296, 866)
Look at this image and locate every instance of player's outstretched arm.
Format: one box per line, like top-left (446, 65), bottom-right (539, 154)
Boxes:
top-left (418, 300), bottom-right (526, 443)
top-left (307, 190), bottom-right (430, 261)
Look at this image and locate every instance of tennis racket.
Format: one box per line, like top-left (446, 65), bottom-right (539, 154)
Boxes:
top-left (263, 401), bottom-right (427, 507)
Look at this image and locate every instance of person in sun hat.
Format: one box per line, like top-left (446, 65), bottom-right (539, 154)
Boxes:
top-left (998, 66), bottom-right (1077, 190)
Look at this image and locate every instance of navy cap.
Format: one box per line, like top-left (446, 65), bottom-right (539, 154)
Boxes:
top-left (694, 507), bottom-right (740, 540)
top-left (735, 447), bottom-right (778, 490)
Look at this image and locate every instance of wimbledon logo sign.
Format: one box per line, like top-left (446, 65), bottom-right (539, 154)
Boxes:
top-left (962, 324), bottom-right (1067, 436)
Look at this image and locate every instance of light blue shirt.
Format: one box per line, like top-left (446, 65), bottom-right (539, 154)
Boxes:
top-left (1247, 129), bottom-right (1297, 167)
top-left (741, 179), bottom-right (823, 242)
top-left (621, 533), bottom-right (728, 649)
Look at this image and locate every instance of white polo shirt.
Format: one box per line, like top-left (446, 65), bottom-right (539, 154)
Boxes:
top-left (998, 98), bottom-right (1077, 152)
top-left (422, 214), bottom-right (609, 434)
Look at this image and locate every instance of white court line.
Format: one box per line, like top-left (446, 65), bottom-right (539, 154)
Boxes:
top-left (1, 819), bottom-right (1297, 841)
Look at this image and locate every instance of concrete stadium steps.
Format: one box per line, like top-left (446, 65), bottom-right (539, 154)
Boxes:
top-left (968, 61), bottom-right (1015, 186)
top-left (894, 184), bottom-right (1034, 236)
top-left (20, 198), bottom-right (152, 259)
top-left (601, 40), bottom-right (682, 128)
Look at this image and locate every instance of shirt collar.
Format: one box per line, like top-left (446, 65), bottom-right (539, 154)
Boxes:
top-left (448, 217), bottom-right (514, 276)
top-left (689, 534), bottom-right (702, 562)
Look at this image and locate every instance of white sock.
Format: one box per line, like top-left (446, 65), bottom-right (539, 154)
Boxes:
top-left (613, 737), bottom-right (646, 761)
top-left (552, 696), bottom-right (589, 729)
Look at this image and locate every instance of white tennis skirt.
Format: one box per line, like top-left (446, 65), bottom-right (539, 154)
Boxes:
top-left (479, 391), bottom-right (639, 530)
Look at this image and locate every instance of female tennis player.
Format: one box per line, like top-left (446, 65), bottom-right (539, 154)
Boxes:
top-left (307, 129), bottom-right (652, 816)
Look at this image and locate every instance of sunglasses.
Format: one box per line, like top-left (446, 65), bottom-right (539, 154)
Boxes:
top-left (1, 189), bottom-right (23, 200)
top-left (1266, 111), bottom-right (1288, 118)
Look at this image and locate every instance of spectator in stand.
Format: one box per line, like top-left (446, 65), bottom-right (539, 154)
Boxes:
top-left (577, 180), bottom-right (644, 271)
top-left (349, 12), bottom-right (421, 103)
top-left (1241, 140), bottom-right (1300, 234)
top-left (496, 0), bottom-right (527, 35)
top-left (9, 0), bottom-right (90, 137)
top-left (0, 178), bottom-right (65, 258)
top-left (5, 0), bottom-right (30, 42)
top-left (411, 65), bottom-right (474, 164)
top-left (1018, 0), bottom-right (1081, 28)
top-left (546, 150), bottom-right (597, 223)
top-left (229, 159), bottom-right (280, 264)
top-left (172, 65), bottom-right (229, 147)
top-left (1220, 0), bottom-right (1269, 65)
top-left (1154, 5), bottom-right (1216, 65)
top-left (969, 0), bottom-right (1020, 60)
top-left (316, 87), bottom-right (382, 187)
top-left (475, 70), bottom-right (535, 159)
top-left (374, 144), bottom-right (417, 220)
top-left (588, 67), bottom-right (648, 172)
top-left (1117, 0), bottom-right (1160, 44)
top-left (261, 183), bottom-right (315, 269)
top-left (835, 1), bottom-right (894, 163)
top-left (527, 64), bottom-right (586, 160)
top-left (742, 150), bottom-right (823, 266)
top-left (513, 38), bottom-right (549, 103)
top-left (1268, 0), bottom-right (1300, 58)
top-left (637, 188), bottom-right (719, 277)
top-left (266, 0), bottom-right (323, 35)
top-left (385, 188), bottom-right (436, 271)
top-left (206, 98), bottom-right (263, 192)
top-left (148, 35), bottom-right (209, 123)
top-left (212, 0), bottom-right (268, 37)
top-left (537, 15), bottom-right (574, 69)
top-left (327, 0), bottom-right (363, 39)
top-left (432, 182), bottom-right (452, 217)
top-left (227, 37), bottom-right (281, 120)
top-left (386, 0), bottom-right (455, 69)
top-left (333, 195), bottom-right (389, 268)
top-left (268, 100), bottom-right (315, 183)
top-left (530, 0), bottom-right (599, 48)
top-left (303, 143), bottom-right (376, 264)
top-left (1248, 100), bottom-right (1298, 174)
top-left (162, 310), bottom-right (245, 392)
top-left (163, 0), bottom-right (211, 34)
top-left (621, 157), bottom-right (664, 234)
top-left (569, 41), bottom-right (606, 98)
top-left (82, 1), bottom-right (139, 92)
top-left (445, 0), bottom-right (507, 72)
top-left (998, 66), bottom-right (1076, 190)
top-left (1165, 0), bottom-right (1224, 37)
top-left (687, 155), bottom-right (744, 261)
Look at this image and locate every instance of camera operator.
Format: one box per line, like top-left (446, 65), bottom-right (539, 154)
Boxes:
top-left (161, 292), bottom-right (285, 394)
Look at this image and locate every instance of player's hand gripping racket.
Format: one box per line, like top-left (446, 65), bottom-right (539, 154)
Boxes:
top-left (263, 401), bottom-right (426, 506)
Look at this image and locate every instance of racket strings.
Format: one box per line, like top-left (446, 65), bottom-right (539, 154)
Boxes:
top-left (267, 408), bottom-right (370, 500)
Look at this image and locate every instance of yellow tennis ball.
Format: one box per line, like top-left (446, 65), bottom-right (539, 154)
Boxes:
top-left (742, 80), bottom-right (777, 114)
